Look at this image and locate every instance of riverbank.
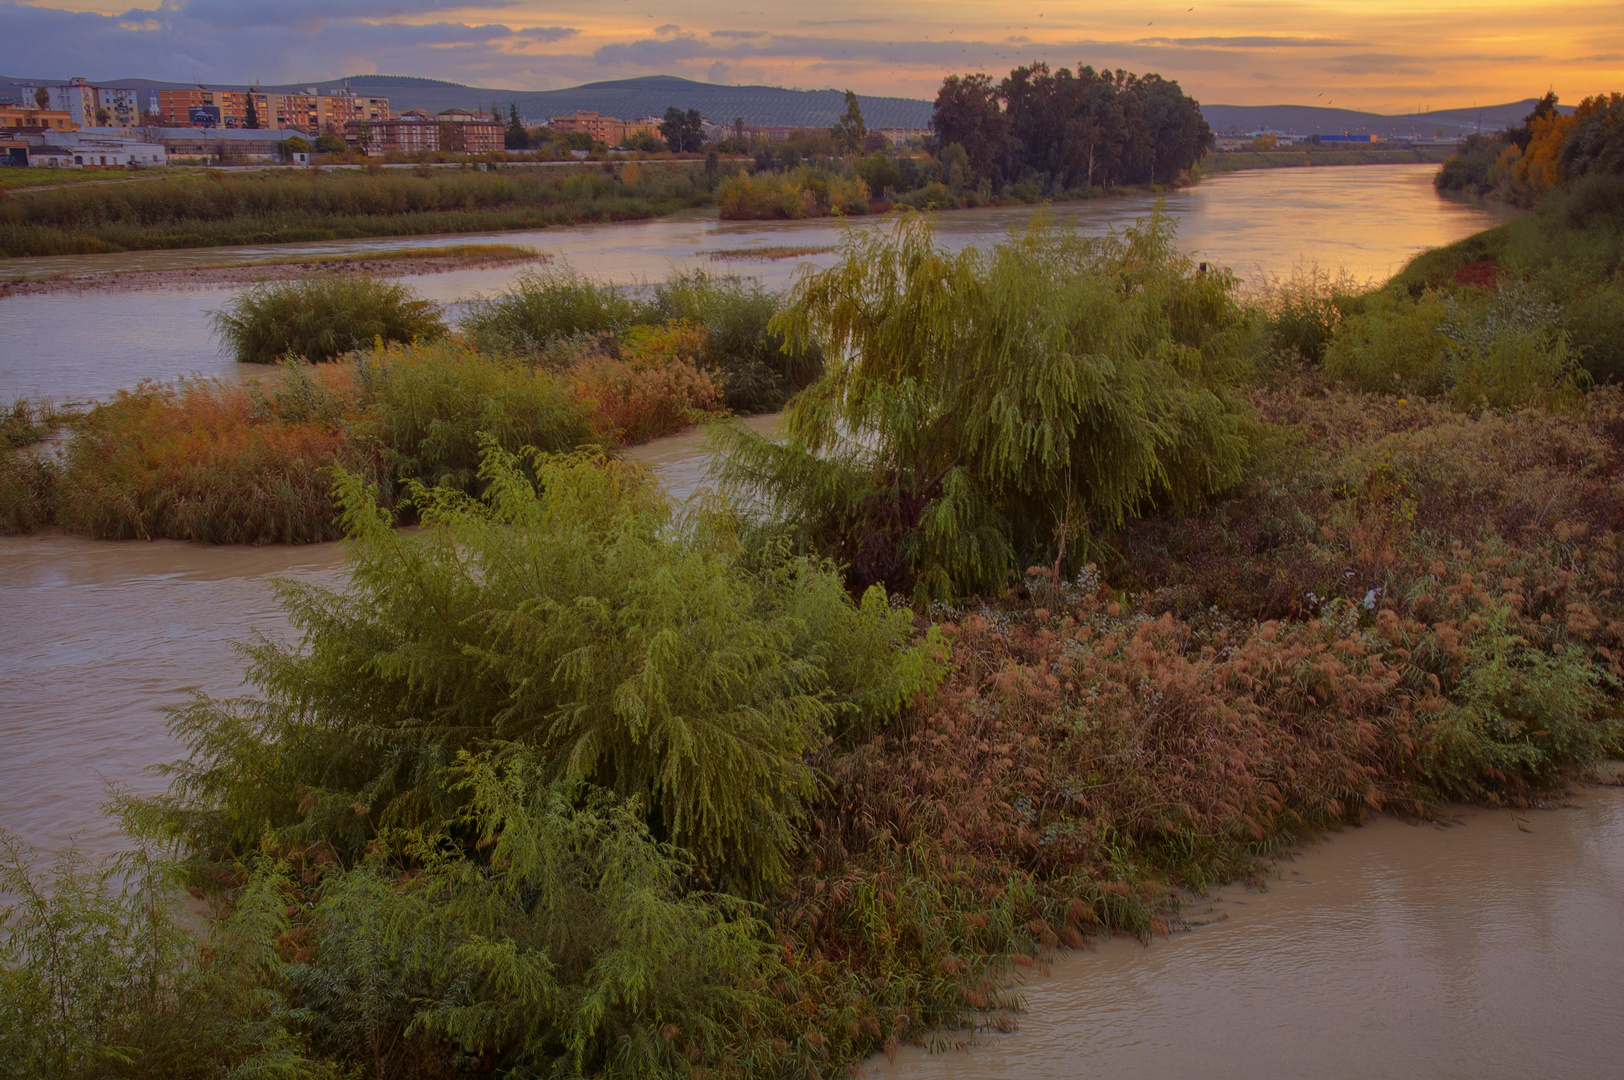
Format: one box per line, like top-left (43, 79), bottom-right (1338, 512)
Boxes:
top-left (0, 162), bottom-right (719, 258)
top-left (866, 779), bottom-right (1624, 1079)
top-left (1199, 146), bottom-right (1455, 174)
top-left (0, 242), bottom-right (543, 296)
top-left (5, 178), bottom-right (1619, 1080)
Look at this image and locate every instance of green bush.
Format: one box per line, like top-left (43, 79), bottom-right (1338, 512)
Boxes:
top-left (213, 276), bottom-right (447, 363)
top-left (651, 272), bottom-right (824, 412)
top-left (162, 446), bottom-right (944, 893)
top-left (1324, 283), bottom-right (1583, 408)
top-left (286, 758), bottom-right (780, 1078)
top-left (0, 167), bottom-right (713, 256)
top-left (462, 268), bottom-right (647, 356)
top-left (356, 339), bottom-right (605, 495)
top-left (0, 830), bottom-right (317, 1080)
top-left (713, 209), bottom-right (1260, 601)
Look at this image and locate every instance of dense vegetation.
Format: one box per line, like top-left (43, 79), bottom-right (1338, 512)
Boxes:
top-left (0, 270), bottom-right (821, 540)
top-left (932, 64), bottom-right (1211, 193)
top-left (214, 276), bottom-right (448, 363)
top-left (1436, 91), bottom-right (1624, 203)
top-left (464, 269), bottom-right (824, 413)
top-left (714, 211), bottom-right (1256, 601)
top-left (0, 164), bottom-right (719, 257)
top-left (5, 192), bottom-right (1624, 1078)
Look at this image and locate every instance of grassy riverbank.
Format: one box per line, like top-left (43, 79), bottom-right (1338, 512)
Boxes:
top-left (0, 243), bottom-right (542, 296)
top-left (3, 190), bottom-right (1623, 1079)
top-left (0, 163), bottom-right (719, 257)
top-left (1198, 146), bottom-right (1455, 174)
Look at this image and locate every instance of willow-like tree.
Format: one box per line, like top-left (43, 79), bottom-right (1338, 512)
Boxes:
top-left (712, 210), bottom-right (1258, 601)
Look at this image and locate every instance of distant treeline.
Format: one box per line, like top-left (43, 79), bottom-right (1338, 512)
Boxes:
top-left (1437, 91), bottom-right (1624, 203)
top-left (931, 64), bottom-right (1212, 192)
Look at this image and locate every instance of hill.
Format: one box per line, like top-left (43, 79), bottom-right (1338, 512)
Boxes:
top-left (1200, 99), bottom-right (1571, 139)
top-left (0, 71), bottom-right (1563, 139)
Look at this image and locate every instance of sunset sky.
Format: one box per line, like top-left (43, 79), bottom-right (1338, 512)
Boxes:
top-left (3, 0), bottom-right (1619, 112)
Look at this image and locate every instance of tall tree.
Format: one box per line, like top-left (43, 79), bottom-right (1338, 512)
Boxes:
top-left (505, 102), bottom-right (528, 150)
top-left (660, 106), bottom-right (706, 153)
top-left (243, 91), bottom-right (260, 131)
top-left (831, 89), bottom-right (866, 154)
top-left (930, 73), bottom-right (1007, 183)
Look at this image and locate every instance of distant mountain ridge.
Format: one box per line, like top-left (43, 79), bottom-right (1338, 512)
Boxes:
top-left (0, 72), bottom-right (1559, 137)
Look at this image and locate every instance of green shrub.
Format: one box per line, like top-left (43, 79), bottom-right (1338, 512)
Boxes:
top-left (1261, 266), bottom-right (1366, 363)
top-left (285, 758), bottom-right (780, 1078)
top-left (713, 209), bottom-right (1260, 601)
top-left (0, 830), bottom-right (317, 1080)
top-left (213, 275), bottom-right (446, 364)
top-left (461, 268), bottom-right (648, 356)
top-left (1566, 281), bottom-right (1624, 384)
top-left (651, 272), bottom-right (824, 411)
top-left (162, 446), bottom-right (944, 892)
top-left (356, 339), bottom-right (604, 495)
top-left (1325, 283), bottom-right (1584, 408)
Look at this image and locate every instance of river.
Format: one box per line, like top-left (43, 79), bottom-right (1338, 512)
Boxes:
top-left (865, 785), bottom-right (1624, 1080)
top-left (5, 163), bottom-right (1618, 1074)
top-left (0, 164), bottom-right (1503, 405)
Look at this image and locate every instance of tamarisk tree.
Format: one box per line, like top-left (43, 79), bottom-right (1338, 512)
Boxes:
top-left (712, 210), bottom-right (1259, 601)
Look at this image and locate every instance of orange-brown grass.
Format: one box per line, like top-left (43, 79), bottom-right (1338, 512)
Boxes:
top-left (564, 320), bottom-right (725, 444)
top-left (762, 378), bottom-right (1624, 1070)
top-left (53, 378), bottom-right (366, 543)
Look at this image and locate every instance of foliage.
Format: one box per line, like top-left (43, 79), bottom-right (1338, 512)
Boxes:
top-left (51, 378), bottom-right (361, 543)
top-left (1257, 265), bottom-right (1366, 363)
top-left (160, 447), bottom-right (944, 893)
top-left (466, 268), bottom-right (825, 414)
top-left (830, 90), bottom-right (867, 155)
top-left (0, 166), bottom-right (714, 256)
top-left (1364, 172), bottom-right (1624, 385)
top-left (717, 167), bottom-right (870, 220)
top-left (932, 64), bottom-right (1212, 192)
top-left (0, 829), bottom-right (319, 1080)
top-left (1114, 376), bottom-right (1624, 794)
top-left (463, 267), bottom-right (645, 355)
top-left (713, 210), bottom-right (1258, 601)
top-left (651, 271), bottom-right (825, 412)
top-left (355, 339), bottom-right (605, 496)
top-left (566, 322), bottom-right (724, 443)
top-left (213, 275), bottom-right (447, 364)
top-left (1560, 93), bottom-right (1624, 180)
top-left (659, 107), bottom-right (706, 154)
top-left (1323, 282), bottom-right (1584, 408)
top-left (1434, 90), bottom-right (1624, 205)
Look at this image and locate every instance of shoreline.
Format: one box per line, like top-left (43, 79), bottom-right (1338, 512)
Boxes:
top-left (0, 243), bottom-right (545, 297)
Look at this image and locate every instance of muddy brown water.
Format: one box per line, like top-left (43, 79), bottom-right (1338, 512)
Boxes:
top-left (0, 165), bottom-right (1505, 405)
top-left (864, 788), bottom-right (1624, 1080)
top-left (0, 417), bottom-right (777, 859)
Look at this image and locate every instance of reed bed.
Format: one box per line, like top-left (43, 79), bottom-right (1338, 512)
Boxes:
top-left (0, 166), bottom-right (714, 257)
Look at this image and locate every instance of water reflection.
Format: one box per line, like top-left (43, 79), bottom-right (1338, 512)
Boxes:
top-left (1, 165), bottom-right (1501, 405)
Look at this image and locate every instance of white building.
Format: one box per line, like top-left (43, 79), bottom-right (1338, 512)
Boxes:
top-left (18, 78), bottom-right (147, 128)
top-left (24, 129), bottom-right (166, 167)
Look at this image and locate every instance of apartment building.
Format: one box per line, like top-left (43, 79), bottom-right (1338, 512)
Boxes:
top-left (17, 78), bottom-right (148, 127)
top-left (156, 87), bottom-right (391, 133)
top-left (0, 105), bottom-right (79, 132)
top-left (346, 109), bottom-right (502, 156)
top-left (547, 111), bottom-right (659, 145)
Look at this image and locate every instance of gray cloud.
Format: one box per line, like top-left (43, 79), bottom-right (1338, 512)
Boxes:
top-left (516, 26), bottom-right (579, 41)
